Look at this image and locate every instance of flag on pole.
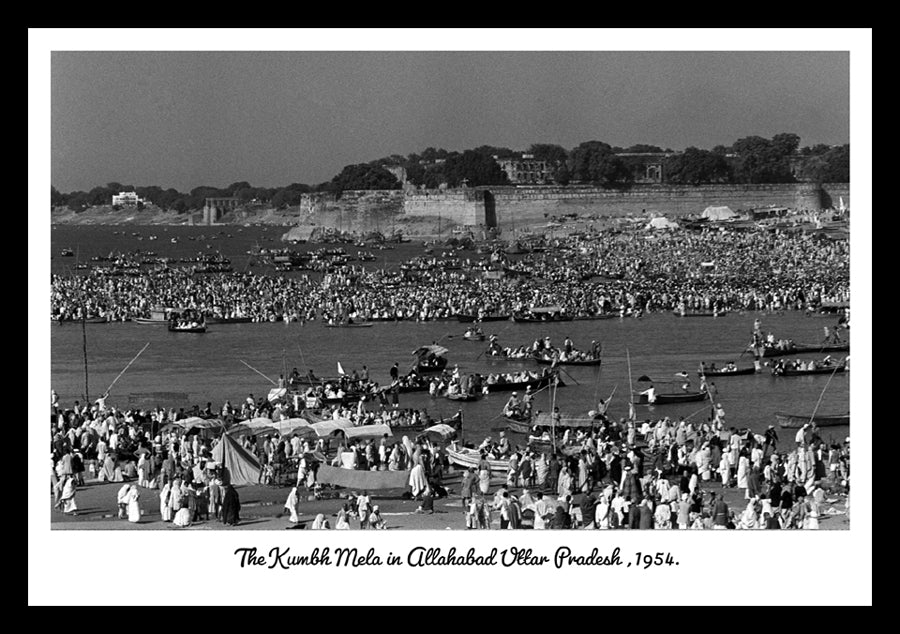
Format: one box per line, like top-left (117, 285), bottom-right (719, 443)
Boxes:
top-left (337, 362), bottom-right (345, 376)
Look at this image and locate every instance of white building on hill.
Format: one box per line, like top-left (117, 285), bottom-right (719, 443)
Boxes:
top-left (112, 191), bottom-right (145, 206)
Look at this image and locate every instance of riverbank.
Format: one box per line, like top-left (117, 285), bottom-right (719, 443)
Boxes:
top-left (50, 470), bottom-right (849, 531)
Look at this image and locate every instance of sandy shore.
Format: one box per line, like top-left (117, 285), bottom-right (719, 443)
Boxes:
top-left (51, 468), bottom-right (849, 531)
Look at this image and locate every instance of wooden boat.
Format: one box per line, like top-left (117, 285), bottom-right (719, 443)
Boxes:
top-left (462, 333), bottom-right (486, 341)
top-left (206, 316), bottom-right (252, 324)
top-left (323, 322), bottom-right (374, 328)
top-left (388, 411), bottom-right (463, 434)
top-left (572, 314), bottom-right (619, 321)
top-left (53, 316), bottom-right (108, 324)
top-left (527, 438), bottom-right (583, 456)
top-left (504, 416), bottom-right (534, 434)
top-left (674, 310), bottom-right (727, 317)
top-left (750, 342), bottom-right (849, 358)
top-left (446, 446), bottom-right (510, 474)
top-left (775, 412), bottom-right (850, 428)
top-left (168, 323), bottom-right (206, 333)
top-left (457, 314), bottom-right (510, 323)
top-left (512, 314), bottom-right (574, 323)
top-left (632, 390), bottom-right (710, 405)
top-left (698, 366), bottom-right (757, 377)
top-left (483, 374), bottom-right (563, 393)
top-left (772, 364), bottom-right (847, 377)
top-left (532, 354), bottom-right (602, 367)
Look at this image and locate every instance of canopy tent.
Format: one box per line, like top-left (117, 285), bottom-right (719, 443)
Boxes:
top-left (645, 216), bottom-right (680, 230)
top-left (341, 424), bottom-right (394, 440)
top-left (211, 433), bottom-right (261, 486)
top-left (412, 345), bottom-right (448, 358)
top-left (701, 206), bottom-right (738, 221)
top-left (533, 412), bottom-right (599, 428)
top-left (228, 417), bottom-right (314, 439)
top-left (315, 465), bottom-right (411, 490)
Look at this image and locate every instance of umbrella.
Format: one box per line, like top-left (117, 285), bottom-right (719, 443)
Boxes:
top-left (636, 375), bottom-right (653, 383)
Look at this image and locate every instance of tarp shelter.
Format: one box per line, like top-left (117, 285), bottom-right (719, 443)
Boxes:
top-left (228, 417), bottom-right (314, 438)
top-left (341, 424), bottom-right (394, 440)
top-left (646, 216), bottom-right (680, 230)
top-left (310, 418), bottom-right (355, 438)
top-left (211, 433), bottom-right (261, 486)
top-left (701, 206), bottom-right (738, 221)
top-left (417, 423), bottom-right (458, 441)
top-left (315, 465), bottom-right (411, 490)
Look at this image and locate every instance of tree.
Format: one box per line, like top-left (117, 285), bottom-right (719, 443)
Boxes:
top-left (800, 144), bottom-right (849, 183)
top-left (51, 186), bottom-right (64, 207)
top-left (771, 133), bottom-right (801, 157)
top-left (731, 135), bottom-right (795, 184)
top-left (471, 145), bottom-right (516, 159)
top-left (568, 141), bottom-right (632, 187)
top-left (664, 147), bottom-right (732, 185)
top-left (440, 150), bottom-right (509, 187)
top-left (711, 145), bottom-right (731, 156)
top-left (624, 144), bottom-right (664, 154)
top-left (328, 164), bottom-right (401, 192)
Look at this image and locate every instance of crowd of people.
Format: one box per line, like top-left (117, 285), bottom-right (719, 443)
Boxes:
top-left (51, 226), bottom-right (849, 323)
top-left (452, 408), bottom-right (850, 530)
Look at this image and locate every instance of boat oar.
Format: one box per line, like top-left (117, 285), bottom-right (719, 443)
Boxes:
top-left (240, 359), bottom-right (278, 386)
top-left (558, 367), bottom-right (580, 385)
top-left (808, 364), bottom-right (841, 425)
top-left (103, 342), bottom-right (150, 398)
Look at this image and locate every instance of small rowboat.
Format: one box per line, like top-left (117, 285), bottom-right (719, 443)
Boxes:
top-left (133, 317), bottom-right (169, 325)
top-left (632, 391), bottom-right (709, 405)
top-left (484, 375), bottom-right (563, 393)
top-left (324, 322), bottom-right (374, 328)
top-left (462, 333), bottom-right (486, 341)
top-left (772, 364), bottom-right (847, 377)
top-left (504, 416), bottom-right (534, 434)
top-left (698, 366), bottom-right (757, 377)
top-left (54, 316), bottom-right (108, 324)
top-left (749, 342), bottom-right (849, 358)
top-left (168, 324), bottom-right (206, 333)
top-left (775, 412), bottom-right (850, 428)
top-left (457, 314), bottom-right (510, 323)
top-left (674, 311), bottom-right (727, 317)
top-left (446, 447), bottom-right (510, 474)
top-left (206, 316), bottom-right (252, 324)
top-left (533, 355), bottom-right (601, 367)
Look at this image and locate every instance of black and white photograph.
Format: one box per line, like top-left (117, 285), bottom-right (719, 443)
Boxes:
top-left (29, 28), bottom-right (872, 605)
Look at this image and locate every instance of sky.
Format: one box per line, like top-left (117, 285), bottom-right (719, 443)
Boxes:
top-left (51, 51), bottom-right (850, 193)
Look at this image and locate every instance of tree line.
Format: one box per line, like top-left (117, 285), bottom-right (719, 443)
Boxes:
top-left (52, 133), bottom-right (849, 213)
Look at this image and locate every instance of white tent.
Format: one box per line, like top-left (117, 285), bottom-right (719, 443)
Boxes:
top-left (701, 205), bottom-right (738, 221)
top-left (646, 216), bottom-right (680, 230)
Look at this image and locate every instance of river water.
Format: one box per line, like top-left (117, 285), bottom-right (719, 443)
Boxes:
top-left (50, 225), bottom-right (850, 450)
